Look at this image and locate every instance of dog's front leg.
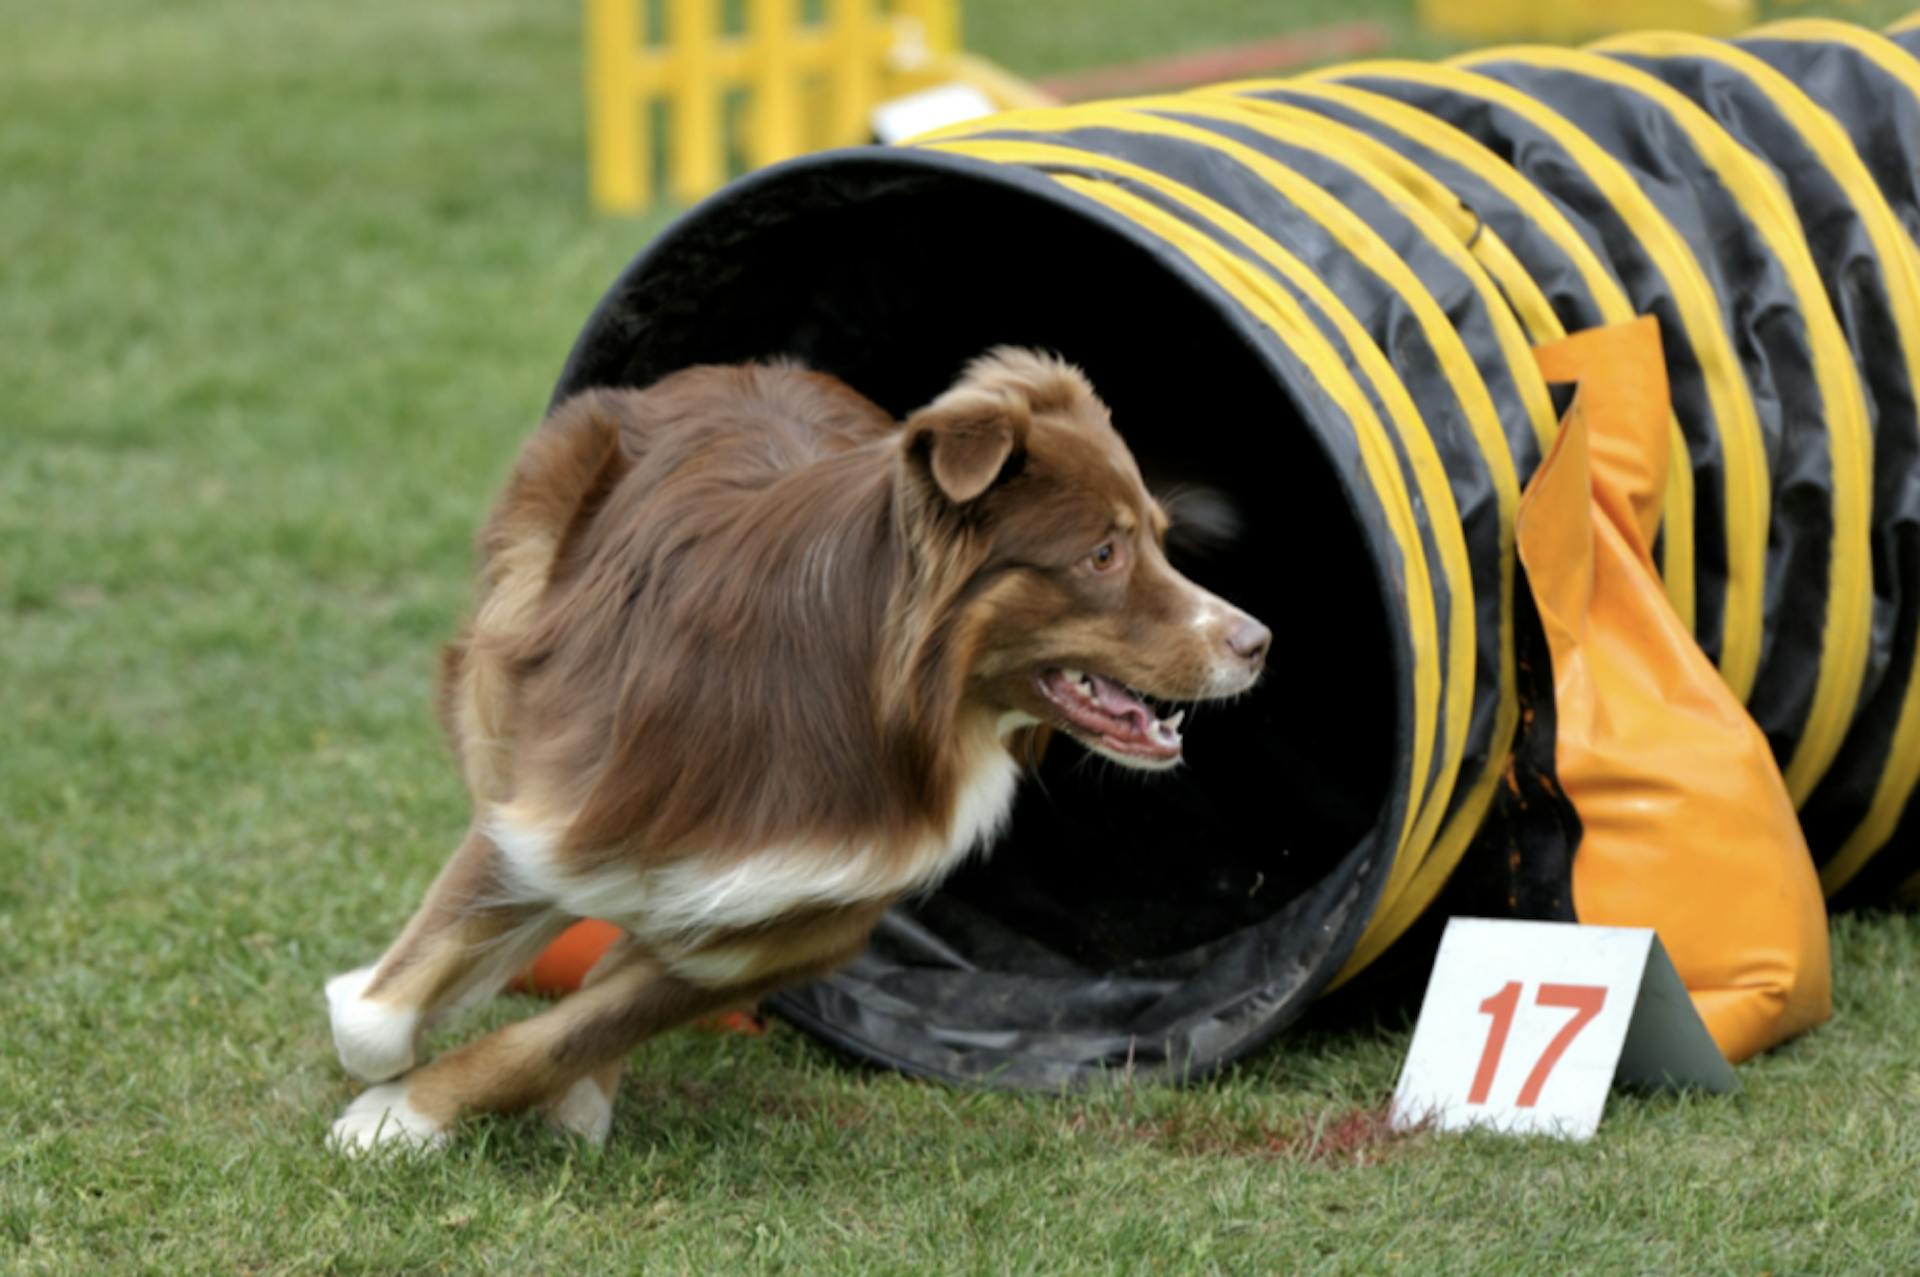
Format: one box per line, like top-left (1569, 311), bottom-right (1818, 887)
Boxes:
top-left (324, 824), bottom-right (569, 1085)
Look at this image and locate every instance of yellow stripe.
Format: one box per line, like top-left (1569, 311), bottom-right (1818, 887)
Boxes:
top-left (1192, 85), bottom-right (1566, 365)
top-left (1890, 11), bottom-right (1920, 36)
top-left (1127, 92), bottom-right (1541, 976)
top-left (1466, 45), bottom-right (1873, 808)
top-left (1312, 59), bottom-right (1769, 704)
top-left (1186, 90), bottom-right (1559, 452)
top-left (1455, 222), bottom-right (1569, 352)
top-left (1591, 32), bottom-right (1920, 890)
top-left (1265, 76), bottom-right (1697, 633)
top-left (1752, 17), bottom-right (1920, 74)
top-left (1827, 642), bottom-right (1920, 893)
top-left (921, 131), bottom-right (1451, 877)
top-left (909, 105), bottom-right (1069, 145)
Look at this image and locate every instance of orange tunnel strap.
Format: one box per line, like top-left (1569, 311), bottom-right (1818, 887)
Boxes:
top-left (1520, 318), bottom-right (1830, 1063)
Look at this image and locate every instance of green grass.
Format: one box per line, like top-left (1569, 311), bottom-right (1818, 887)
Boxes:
top-left (6, 0), bottom-right (1920, 1272)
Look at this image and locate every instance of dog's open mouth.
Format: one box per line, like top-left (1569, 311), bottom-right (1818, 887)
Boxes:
top-left (1036, 667), bottom-right (1186, 764)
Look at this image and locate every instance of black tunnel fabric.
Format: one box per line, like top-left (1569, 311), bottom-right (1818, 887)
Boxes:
top-left (1595, 31), bottom-right (1920, 899)
top-left (1323, 61), bottom-right (1763, 702)
top-left (1741, 24), bottom-right (1920, 251)
top-left (549, 18), bottom-right (1920, 1087)
top-left (1453, 48), bottom-right (1874, 811)
top-left (1736, 22), bottom-right (1920, 896)
top-left (1244, 82), bottom-right (1704, 636)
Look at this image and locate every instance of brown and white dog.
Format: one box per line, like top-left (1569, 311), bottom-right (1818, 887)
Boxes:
top-left (325, 348), bottom-right (1269, 1152)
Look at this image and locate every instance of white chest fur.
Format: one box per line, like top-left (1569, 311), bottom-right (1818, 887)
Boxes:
top-left (488, 742), bottom-right (1021, 947)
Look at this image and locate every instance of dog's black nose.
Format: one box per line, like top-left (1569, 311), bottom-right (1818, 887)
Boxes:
top-left (1228, 617), bottom-right (1271, 668)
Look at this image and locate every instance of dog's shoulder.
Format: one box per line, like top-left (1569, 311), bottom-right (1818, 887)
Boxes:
top-left (736, 360), bottom-right (896, 445)
top-left (579, 362), bottom-right (893, 454)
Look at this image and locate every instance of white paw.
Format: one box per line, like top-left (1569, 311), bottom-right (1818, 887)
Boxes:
top-left (325, 964), bottom-right (420, 1083)
top-left (544, 1076), bottom-right (614, 1147)
top-left (328, 1082), bottom-right (449, 1156)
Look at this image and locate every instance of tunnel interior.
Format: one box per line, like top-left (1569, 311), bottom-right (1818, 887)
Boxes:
top-left (553, 152), bottom-right (1400, 1061)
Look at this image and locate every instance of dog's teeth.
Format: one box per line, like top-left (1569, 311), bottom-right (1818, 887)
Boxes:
top-left (1152, 709), bottom-right (1185, 747)
top-left (1062, 668), bottom-right (1083, 685)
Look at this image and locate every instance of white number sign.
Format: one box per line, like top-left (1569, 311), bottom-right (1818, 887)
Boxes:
top-left (1390, 918), bottom-right (1737, 1141)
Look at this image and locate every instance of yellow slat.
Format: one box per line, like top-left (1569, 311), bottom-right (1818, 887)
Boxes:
top-left (668, 0), bottom-right (724, 203)
top-left (622, 25), bottom-right (901, 93)
top-left (748, 0), bottom-right (802, 168)
top-left (585, 0), bottom-right (649, 211)
top-left (894, 0), bottom-right (960, 56)
top-left (827, 0), bottom-right (877, 146)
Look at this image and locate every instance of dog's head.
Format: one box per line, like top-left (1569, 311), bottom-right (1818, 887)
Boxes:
top-left (900, 347), bottom-right (1270, 771)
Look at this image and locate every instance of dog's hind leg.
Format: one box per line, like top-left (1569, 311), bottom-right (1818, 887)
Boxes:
top-left (535, 933), bottom-right (638, 1144)
top-left (541, 1059), bottom-right (626, 1146)
top-left (325, 825), bottom-right (570, 1084)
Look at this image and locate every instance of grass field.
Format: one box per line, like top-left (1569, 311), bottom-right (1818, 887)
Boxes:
top-left (7, 0), bottom-right (1920, 1272)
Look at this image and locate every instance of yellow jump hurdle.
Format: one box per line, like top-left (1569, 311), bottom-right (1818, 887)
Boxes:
top-left (586, 0), bottom-right (970, 211)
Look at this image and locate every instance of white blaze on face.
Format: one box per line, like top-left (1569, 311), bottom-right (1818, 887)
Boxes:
top-left (1184, 587), bottom-right (1260, 697)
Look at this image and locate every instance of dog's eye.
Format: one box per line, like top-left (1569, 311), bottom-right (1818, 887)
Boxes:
top-left (1086, 540), bottom-right (1122, 573)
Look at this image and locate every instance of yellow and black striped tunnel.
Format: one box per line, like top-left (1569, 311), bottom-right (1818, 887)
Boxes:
top-left (553, 16), bottom-right (1920, 1087)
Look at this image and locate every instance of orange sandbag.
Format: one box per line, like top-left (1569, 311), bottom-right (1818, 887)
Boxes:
top-left (1522, 316), bottom-right (1830, 1062)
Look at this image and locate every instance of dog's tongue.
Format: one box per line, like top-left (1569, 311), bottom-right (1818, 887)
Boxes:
top-left (1040, 668), bottom-right (1184, 761)
top-left (1087, 673), bottom-right (1152, 730)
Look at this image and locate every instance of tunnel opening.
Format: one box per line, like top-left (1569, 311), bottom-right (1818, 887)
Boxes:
top-left (552, 149), bottom-right (1404, 1084)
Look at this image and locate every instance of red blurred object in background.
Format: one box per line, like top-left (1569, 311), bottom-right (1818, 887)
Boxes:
top-left (509, 919), bottom-right (767, 1035)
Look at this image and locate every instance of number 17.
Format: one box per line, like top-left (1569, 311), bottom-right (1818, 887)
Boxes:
top-left (1467, 981), bottom-right (1607, 1108)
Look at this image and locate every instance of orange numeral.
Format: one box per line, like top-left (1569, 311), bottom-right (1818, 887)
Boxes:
top-left (1467, 982), bottom-right (1607, 1107)
top-left (1468, 981), bottom-right (1521, 1104)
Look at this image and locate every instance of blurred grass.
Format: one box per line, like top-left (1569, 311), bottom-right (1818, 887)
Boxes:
top-left (5, 0), bottom-right (1920, 1272)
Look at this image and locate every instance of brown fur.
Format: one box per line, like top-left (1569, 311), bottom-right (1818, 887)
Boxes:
top-left (328, 348), bottom-right (1268, 1149)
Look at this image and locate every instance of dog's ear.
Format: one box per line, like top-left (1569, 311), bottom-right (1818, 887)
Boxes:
top-left (904, 388), bottom-right (1028, 504)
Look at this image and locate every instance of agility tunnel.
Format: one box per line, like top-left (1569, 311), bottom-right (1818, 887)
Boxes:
top-left (539, 16), bottom-right (1920, 1089)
